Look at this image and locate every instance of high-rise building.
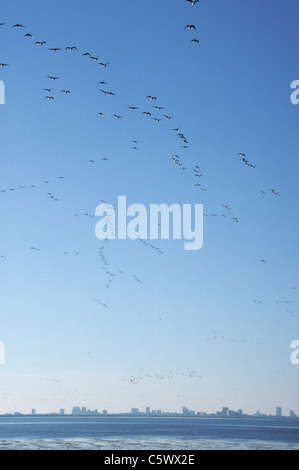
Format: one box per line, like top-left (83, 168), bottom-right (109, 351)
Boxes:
top-left (31, 409), bottom-right (36, 415)
top-left (276, 406), bottom-right (282, 417)
top-left (146, 407), bottom-right (150, 415)
top-left (131, 408), bottom-right (139, 415)
top-left (72, 407), bottom-right (81, 415)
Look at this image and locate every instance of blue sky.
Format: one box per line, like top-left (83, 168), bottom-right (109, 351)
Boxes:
top-left (0, 0), bottom-right (298, 415)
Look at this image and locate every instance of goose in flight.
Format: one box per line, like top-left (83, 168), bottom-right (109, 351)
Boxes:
top-left (48, 76), bottom-right (60, 80)
top-left (142, 111), bottom-right (151, 116)
top-left (12, 24), bottom-right (25, 28)
top-left (98, 81), bottom-right (108, 85)
top-left (128, 106), bottom-right (139, 110)
top-left (270, 189), bottom-right (281, 197)
top-left (43, 88), bottom-right (52, 92)
top-left (24, 33), bottom-right (33, 38)
top-left (99, 62), bottom-right (109, 67)
top-left (48, 47), bottom-right (61, 52)
top-left (61, 89), bottom-right (70, 94)
top-left (0, 63), bottom-right (9, 67)
top-left (65, 46), bottom-right (77, 51)
top-left (44, 96), bottom-right (54, 100)
top-left (147, 96), bottom-right (157, 100)
top-left (191, 38), bottom-right (200, 44)
top-left (185, 25), bottom-right (196, 30)
top-left (186, 0), bottom-right (199, 5)
top-left (113, 114), bottom-right (123, 119)
top-left (35, 41), bottom-right (47, 46)
top-left (93, 299), bottom-right (111, 309)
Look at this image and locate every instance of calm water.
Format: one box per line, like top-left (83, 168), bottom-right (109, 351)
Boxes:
top-left (0, 416), bottom-right (298, 450)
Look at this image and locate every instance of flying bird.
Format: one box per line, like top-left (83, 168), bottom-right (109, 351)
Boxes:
top-left (191, 39), bottom-right (200, 44)
top-left (24, 33), bottom-right (33, 38)
top-left (65, 46), bottom-right (77, 51)
top-left (0, 63), bottom-right (9, 67)
top-left (48, 76), bottom-right (60, 80)
top-left (93, 299), bottom-right (111, 310)
top-left (270, 189), bottom-right (281, 197)
top-left (35, 41), bottom-right (47, 46)
top-left (186, 0), bottom-right (199, 5)
top-left (99, 62), bottom-right (109, 67)
top-left (147, 96), bottom-right (157, 100)
top-left (12, 24), bottom-right (25, 28)
top-left (185, 25), bottom-right (196, 30)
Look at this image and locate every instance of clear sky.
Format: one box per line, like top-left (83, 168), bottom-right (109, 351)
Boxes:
top-left (0, 0), bottom-right (298, 416)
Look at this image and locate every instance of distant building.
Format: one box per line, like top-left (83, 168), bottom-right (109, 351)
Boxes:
top-left (31, 409), bottom-right (36, 415)
top-left (146, 407), bottom-right (150, 415)
top-left (59, 409), bottom-right (65, 415)
top-left (276, 407), bottom-right (282, 417)
top-left (131, 408), bottom-right (139, 415)
top-left (102, 409), bottom-right (108, 415)
top-left (182, 406), bottom-right (189, 416)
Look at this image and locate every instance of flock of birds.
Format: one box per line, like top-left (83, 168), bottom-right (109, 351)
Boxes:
top-left (0, 0), bottom-right (297, 394)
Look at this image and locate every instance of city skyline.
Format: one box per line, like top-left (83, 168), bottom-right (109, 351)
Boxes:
top-left (3, 404), bottom-right (298, 420)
